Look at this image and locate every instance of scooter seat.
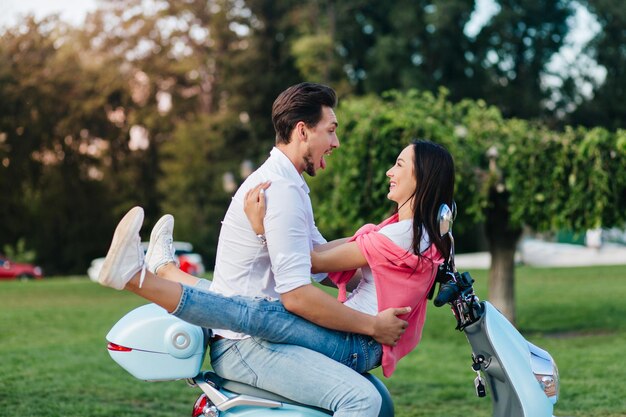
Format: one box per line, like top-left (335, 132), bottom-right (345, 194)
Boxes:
top-left (203, 371), bottom-right (332, 414)
top-left (203, 371), bottom-right (394, 417)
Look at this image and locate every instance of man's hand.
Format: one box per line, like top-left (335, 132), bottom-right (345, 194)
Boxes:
top-left (372, 307), bottom-right (411, 346)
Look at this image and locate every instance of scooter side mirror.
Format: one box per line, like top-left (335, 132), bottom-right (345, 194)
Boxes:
top-left (437, 202), bottom-right (457, 270)
top-left (437, 203), bottom-right (454, 237)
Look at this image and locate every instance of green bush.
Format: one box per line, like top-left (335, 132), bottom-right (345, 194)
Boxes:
top-left (2, 238), bottom-right (36, 264)
top-left (309, 89), bottom-right (626, 238)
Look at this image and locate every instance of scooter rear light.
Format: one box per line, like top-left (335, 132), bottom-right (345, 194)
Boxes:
top-left (192, 394), bottom-right (208, 417)
top-left (107, 342), bottom-right (132, 352)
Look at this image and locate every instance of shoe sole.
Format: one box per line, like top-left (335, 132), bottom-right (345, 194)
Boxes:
top-left (145, 214), bottom-right (174, 274)
top-left (98, 206), bottom-right (144, 289)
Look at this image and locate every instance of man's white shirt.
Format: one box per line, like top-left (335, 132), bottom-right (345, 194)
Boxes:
top-left (210, 147), bottom-right (327, 339)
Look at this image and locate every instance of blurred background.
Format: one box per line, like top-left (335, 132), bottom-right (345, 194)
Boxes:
top-left (0, 1), bottom-right (624, 312)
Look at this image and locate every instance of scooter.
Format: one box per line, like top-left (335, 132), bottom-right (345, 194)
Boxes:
top-left (105, 203), bottom-right (559, 417)
top-left (430, 203), bottom-right (559, 417)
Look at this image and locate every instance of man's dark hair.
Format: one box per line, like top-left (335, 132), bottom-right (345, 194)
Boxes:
top-left (271, 83), bottom-right (337, 145)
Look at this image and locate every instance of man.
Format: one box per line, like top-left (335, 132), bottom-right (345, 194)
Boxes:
top-left (206, 83), bottom-right (406, 416)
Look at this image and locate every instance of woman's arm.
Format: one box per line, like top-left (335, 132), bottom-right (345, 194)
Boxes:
top-left (244, 181), bottom-right (271, 234)
top-left (311, 242), bottom-right (368, 274)
top-left (313, 237), bottom-right (350, 252)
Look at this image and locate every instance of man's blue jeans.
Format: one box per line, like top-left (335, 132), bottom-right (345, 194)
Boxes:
top-left (209, 338), bottom-right (382, 417)
top-left (171, 284), bottom-right (384, 416)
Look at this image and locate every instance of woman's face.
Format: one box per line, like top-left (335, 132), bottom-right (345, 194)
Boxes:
top-left (386, 145), bottom-right (416, 205)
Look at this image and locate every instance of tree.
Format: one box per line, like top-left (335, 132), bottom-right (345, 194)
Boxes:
top-left (469, 0), bottom-right (573, 120)
top-left (310, 89), bottom-right (626, 322)
top-left (0, 0), bottom-right (601, 276)
top-left (79, 0), bottom-right (275, 264)
top-left (158, 113), bottom-right (253, 269)
top-left (570, 0), bottom-right (626, 130)
top-left (312, 0), bottom-right (572, 124)
top-left (80, 0), bottom-right (246, 223)
top-left (0, 0), bottom-right (306, 273)
top-left (327, 0), bottom-right (474, 96)
top-left (0, 16), bottom-right (122, 273)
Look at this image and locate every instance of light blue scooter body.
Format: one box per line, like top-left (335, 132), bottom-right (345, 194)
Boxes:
top-left (464, 301), bottom-right (555, 417)
top-left (107, 303), bottom-right (393, 417)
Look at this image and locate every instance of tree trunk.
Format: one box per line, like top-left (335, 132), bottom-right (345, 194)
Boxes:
top-left (485, 188), bottom-right (522, 324)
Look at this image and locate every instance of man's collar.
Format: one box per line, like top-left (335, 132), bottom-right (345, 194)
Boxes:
top-left (270, 147), bottom-right (309, 192)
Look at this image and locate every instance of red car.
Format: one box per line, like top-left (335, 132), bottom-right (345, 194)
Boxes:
top-left (0, 256), bottom-right (44, 280)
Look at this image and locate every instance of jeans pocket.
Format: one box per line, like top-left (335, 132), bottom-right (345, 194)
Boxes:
top-left (209, 339), bottom-right (232, 367)
top-left (210, 339), bottom-right (261, 386)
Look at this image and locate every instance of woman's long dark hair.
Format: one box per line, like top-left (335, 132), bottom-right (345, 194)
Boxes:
top-left (408, 140), bottom-right (455, 260)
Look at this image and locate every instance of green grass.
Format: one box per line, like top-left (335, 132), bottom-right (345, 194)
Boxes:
top-left (1, 266), bottom-right (625, 417)
top-left (381, 266), bottom-right (626, 417)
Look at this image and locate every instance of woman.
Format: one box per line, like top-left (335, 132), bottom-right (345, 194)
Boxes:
top-left (98, 139), bottom-right (454, 377)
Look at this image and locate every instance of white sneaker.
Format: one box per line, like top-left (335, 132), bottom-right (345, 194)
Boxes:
top-left (145, 214), bottom-right (177, 274)
top-left (98, 206), bottom-right (145, 290)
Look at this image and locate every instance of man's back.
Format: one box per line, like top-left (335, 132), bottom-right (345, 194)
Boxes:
top-left (210, 147), bottom-right (326, 338)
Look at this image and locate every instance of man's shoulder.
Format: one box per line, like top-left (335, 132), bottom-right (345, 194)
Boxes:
top-left (241, 173), bottom-right (299, 194)
top-left (264, 179), bottom-right (307, 214)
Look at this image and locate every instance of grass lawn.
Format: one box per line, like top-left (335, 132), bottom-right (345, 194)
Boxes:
top-left (1, 265), bottom-right (625, 417)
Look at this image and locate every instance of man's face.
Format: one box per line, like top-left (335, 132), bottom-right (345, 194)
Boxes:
top-left (302, 106), bottom-right (340, 176)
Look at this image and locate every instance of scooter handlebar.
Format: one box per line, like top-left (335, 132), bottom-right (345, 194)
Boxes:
top-left (434, 280), bottom-right (460, 307)
top-left (434, 271), bottom-right (476, 307)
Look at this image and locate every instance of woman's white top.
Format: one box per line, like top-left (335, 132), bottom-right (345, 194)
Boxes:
top-left (343, 220), bottom-right (430, 316)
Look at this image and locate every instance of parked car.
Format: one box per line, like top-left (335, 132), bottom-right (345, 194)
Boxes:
top-left (87, 241), bottom-right (205, 282)
top-left (0, 256), bottom-right (44, 280)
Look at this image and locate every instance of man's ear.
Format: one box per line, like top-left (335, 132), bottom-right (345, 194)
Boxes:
top-left (295, 121), bottom-right (308, 142)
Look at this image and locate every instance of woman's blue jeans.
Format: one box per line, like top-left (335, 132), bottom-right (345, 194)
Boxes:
top-left (171, 284), bottom-right (382, 374)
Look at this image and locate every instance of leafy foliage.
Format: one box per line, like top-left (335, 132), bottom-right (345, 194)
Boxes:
top-left (470, 0), bottom-right (573, 119)
top-left (158, 113), bottom-right (253, 269)
top-left (2, 239), bottom-right (36, 264)
top-left (0, 17), bottom-right (122, 273)
top-left (311, 89), bottom-right (626, 236)
top-left (1, 0), bottom-right (625, 276)
top-left (571, 0), bottom-right (626, 130)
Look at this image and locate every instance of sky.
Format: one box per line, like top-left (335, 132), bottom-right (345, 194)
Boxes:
top-left (0, 0), bottom-right (99, 28)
